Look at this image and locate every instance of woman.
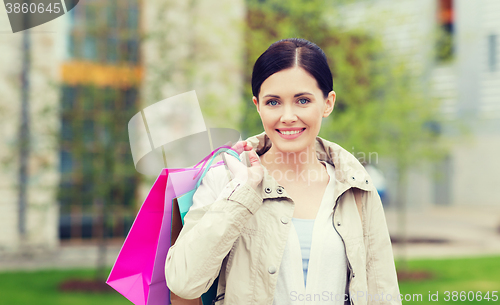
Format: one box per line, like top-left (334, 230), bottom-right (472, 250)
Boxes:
top-left (165, 38), bottom-right (401, 305)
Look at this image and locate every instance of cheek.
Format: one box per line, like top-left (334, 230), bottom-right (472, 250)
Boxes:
top-left (304, 109), bottom-right (322, 122)
top-left (306, 116), bottom-right (323, 132)
top-left (260, 111), bottom-right (278, 124)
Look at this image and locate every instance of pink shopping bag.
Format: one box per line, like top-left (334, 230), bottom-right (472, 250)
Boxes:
top-left (106, 167), bottom-right (202, 305)
top-left (107, 157), bottom-right (231, 304)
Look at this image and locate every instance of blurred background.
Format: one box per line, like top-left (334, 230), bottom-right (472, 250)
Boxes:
top-left (0, 0), bottom-right (499, 304)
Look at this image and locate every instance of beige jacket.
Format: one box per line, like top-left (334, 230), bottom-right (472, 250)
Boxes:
top-left (165, 132), bottom-right (401, 305)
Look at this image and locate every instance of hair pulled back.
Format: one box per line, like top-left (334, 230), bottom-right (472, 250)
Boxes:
top-left (251, 38), bottom-right (333, 100)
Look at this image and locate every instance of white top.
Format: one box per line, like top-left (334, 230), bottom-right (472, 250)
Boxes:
top-left (291, 218), bottom-right (315, 287)
top-left (273, 161), bottom-right (347, 305)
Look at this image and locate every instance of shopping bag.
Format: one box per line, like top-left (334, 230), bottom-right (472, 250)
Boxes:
top-left (107, 146), bottom-right (239, 305)
top-left (162, 168), bottom-right (207, 305)
top-left (106, 168), bottom-right (184, 305)
top-left (168, 146), bottom-right (239, 305)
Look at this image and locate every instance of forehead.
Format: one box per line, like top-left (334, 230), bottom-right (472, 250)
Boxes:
top-left (259, 67), bottom-right (321, 97)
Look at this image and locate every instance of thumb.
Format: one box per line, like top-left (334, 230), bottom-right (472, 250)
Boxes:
top-left (248, 150), bottom-right (261, 167)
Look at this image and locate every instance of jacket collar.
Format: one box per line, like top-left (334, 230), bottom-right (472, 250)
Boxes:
top-left (245, 132), bottom-right (373, 201)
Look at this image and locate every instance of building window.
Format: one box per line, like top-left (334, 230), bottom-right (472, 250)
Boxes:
top-left (58, 85), bottom-right (139, 240)
top-left (126, 39), bottom-right (139, 63)
top-left (436, 0), bottom-right (454, 62)
top-left (488, 34), bottom-right (497, 72)
top-left (68, 0), bottom-right (140, 64)
top-left (59, 0), bottom-right (141, 241)
top-left (107, 36), bottom-right (119, 63)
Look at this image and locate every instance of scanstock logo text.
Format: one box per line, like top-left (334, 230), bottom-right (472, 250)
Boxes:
top-left (4, 0), bottom-right (80, 33)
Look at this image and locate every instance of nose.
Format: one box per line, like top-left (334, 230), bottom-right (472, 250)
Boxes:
top-left (280, 104), bottom-right (297, 124)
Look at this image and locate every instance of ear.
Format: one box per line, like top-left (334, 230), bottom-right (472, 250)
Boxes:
top-left (252, 96), bottom-right (260, 112)
top-left (322, 91), bottom-right (336, 118)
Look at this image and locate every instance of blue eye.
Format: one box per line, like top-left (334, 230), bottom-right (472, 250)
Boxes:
top-left (298, 98), bottom-right (309, 105)
top-left (267, 100), bottom-right (278, 106)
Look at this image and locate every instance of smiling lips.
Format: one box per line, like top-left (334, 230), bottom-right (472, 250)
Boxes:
top-left (276, 128), bottom-right (306, 139)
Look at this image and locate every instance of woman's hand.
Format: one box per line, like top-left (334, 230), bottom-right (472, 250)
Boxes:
top-left (223, 141), bottom-right (264, 191)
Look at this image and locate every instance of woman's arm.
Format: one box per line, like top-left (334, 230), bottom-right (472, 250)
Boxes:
top-left (364, 189), bottom-right (402, 305)
top-left (165, 167), bottom-right (263, 299)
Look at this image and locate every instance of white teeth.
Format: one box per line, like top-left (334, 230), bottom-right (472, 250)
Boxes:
top-left (279, 129), bottom-right (303, 135)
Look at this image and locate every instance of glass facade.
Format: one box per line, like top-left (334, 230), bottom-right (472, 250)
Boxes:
top-left (58, 0), bottom-right (141, 240)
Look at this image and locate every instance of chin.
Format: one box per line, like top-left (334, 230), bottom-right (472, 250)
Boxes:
top-left (269, 138), bottom-right (310, 154)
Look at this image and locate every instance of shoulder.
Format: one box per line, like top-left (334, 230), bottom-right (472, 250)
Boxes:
top-left (201, 163), bottom-right (231, 191)
top-left (191, 164), bottom-right (231, 210)
top-left (315, 136), bottom-right (372, 185)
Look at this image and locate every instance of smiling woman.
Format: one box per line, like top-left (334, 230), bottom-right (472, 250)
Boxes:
top-left (253, 66), bottom-right (335, 170)
top-left (165, 38), bottom-right (401, 305)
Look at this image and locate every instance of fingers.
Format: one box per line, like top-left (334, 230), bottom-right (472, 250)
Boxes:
top-left (228, 141), bottom-right (253, 155)
top-left (230, 141), bottom-right (245, 154)
top-left (248, 150), bottom-right (261, 167)
top-left (221, 142), bottom-right (263, 190)
top-left (244, 143), bottom-right (253, 151)
top-left (223, 151), bottom-right (249, 183)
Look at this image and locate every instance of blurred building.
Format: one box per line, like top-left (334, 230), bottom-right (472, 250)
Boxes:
top-left (0, 6), bottom-right (64, 253)
top-left (338, 0), bottom-right (500, 207)
top-left (0, 0), bottom-right (244, 253)
top-left (58, 0), bottom-right (145, 242)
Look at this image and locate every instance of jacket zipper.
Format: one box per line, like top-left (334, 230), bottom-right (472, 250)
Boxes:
top-left (332, 192), bottom-right (354, 305)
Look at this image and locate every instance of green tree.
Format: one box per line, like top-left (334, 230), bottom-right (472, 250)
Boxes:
top-left (243, 0), bottom-right (444, 157)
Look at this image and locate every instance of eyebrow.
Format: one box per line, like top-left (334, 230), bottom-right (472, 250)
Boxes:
top-left (262, 92), bottom-right (314, 99)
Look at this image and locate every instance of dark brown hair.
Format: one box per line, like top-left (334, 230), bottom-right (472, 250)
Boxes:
top-left (251, 38), bottom-right (333, 100)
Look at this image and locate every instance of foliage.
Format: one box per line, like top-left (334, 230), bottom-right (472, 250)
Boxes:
top-left (242, 0), bottom-right (448, 170)
top-left (435, 25), bottom-right (454, 63)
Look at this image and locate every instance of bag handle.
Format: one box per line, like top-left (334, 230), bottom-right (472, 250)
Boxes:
top-left (193, 145), bottom-right (234, 169)
top-left (193, 146), bottom-right (241, 189)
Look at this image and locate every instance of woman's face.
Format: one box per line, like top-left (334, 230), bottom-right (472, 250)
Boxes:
top-left (253, 66), bottom-right (335, 155)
